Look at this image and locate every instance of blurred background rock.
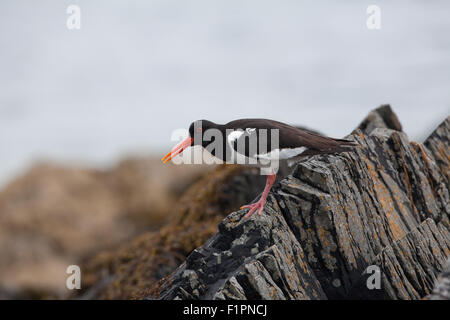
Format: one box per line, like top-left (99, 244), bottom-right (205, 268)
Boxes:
top-left (0, 158), bottom-right (211, 298)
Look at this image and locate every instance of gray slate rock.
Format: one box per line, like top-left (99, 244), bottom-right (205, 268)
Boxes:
top-left (427, 258), bottom-right (450, 300)
top-left (374, 218), bottom-right (449, 299)
top-left (356, 104), bottom-right (403, 134)
top-left (151, 108), bottom-right (450, 300)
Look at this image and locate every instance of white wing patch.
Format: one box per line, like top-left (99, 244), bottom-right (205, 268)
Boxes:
top-left (227, 130), bottom-right (244, 144)
top-left (226, 129), bottom-right (251, 164)
top-left (227, 128), bottom-right (256, 145)
top-left (279, 147), bottom-right (308, 159)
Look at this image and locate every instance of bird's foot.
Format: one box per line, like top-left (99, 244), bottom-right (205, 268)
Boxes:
top-left (240, 198), bottom-right (267, 219)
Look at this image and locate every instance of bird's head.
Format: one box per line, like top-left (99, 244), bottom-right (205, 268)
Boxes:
top-left (162, 120), bottom-right (218, 163)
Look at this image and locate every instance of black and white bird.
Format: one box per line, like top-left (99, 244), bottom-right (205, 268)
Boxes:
top-left (162, 119), bottom-right (356, 218)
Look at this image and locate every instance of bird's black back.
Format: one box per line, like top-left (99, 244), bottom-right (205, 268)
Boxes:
top-left (225, 118), bottom-right (356, 158)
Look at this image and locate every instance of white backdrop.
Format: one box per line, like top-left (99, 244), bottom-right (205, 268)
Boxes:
top-left (0, 0), bottom-right (449, 186)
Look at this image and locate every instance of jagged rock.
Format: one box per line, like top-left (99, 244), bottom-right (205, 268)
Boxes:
top-left (151, 108), bottom-right (449, 300)
top-left (156, 208), bottom-right (327, 300)
top-left (374, 218), bottom-right (449, 299)
top-left (423, 116), bottom-right (450, 213)
top-left (426, 258), bottom-right (450, 300)
top-left (356, 104), bottom-right (403, 134)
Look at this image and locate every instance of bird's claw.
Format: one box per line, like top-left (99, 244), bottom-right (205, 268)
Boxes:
top-left (241, 200), bottom-right (266, 219)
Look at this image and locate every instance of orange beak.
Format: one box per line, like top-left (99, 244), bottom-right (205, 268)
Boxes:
top-left (161, 137), bottom-right (194, 164)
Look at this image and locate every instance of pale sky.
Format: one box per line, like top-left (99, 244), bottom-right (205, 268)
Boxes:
top-left (0, 0), bottom-right (449, 186)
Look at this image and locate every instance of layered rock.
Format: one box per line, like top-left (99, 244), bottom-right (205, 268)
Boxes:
top-left (427, 258), bottom-right (450, 300)
top-left (356, 104), bottom-right (403, 134)
top-left (151, 106), bottom-right (450, 300)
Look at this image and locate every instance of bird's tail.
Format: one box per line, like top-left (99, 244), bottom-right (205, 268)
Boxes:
top-left (304, 138), bottom-right (358, 156)
top-left (334, 138), bottom-right (359, 147)
top-left (286, 138), bottom-right (358, 167)
top-left (328, 138), bottom-right (359, 154)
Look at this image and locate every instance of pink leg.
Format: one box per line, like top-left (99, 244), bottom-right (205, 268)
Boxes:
top-left (240, 173), bottom-right (276, 218)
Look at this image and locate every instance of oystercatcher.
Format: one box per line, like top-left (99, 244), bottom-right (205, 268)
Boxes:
top-left (162, 119), bottom-right (356, 218)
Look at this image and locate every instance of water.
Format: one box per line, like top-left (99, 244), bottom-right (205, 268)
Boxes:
top-left (0, 0), bottom-right (449, 186)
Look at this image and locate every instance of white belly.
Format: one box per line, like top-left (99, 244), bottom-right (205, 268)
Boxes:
top-left (257, 147), bottom-right (308, 161)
